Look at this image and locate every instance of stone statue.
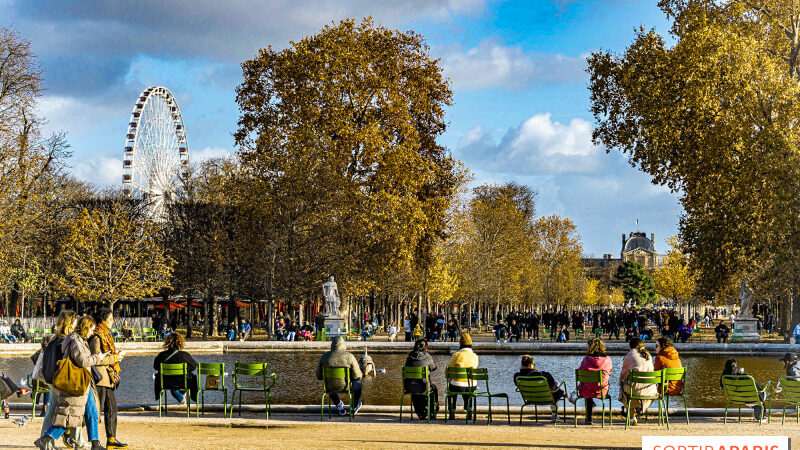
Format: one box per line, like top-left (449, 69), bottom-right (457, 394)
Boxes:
top-left (322, 276), bottom-right (341, 317)
top-left (739, 278), bottom-right (755, 318)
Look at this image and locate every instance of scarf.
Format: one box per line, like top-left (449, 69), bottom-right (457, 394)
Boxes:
top-left (96, 323), bottom-right (120, 379)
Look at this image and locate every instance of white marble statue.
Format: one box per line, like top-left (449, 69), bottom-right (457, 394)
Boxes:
top-left (323, 276), bottom-right (341, 317)
top-left (739, 278), bottom-right (755, 318)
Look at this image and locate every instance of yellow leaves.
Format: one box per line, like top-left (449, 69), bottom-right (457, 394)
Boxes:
top-left (653, 236), bottom-right (696, 304)
top-left (56, 203), bottom-right (175, 304)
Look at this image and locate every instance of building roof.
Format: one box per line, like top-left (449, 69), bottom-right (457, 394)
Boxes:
top-left (623, 235), bottom-right (654, 253)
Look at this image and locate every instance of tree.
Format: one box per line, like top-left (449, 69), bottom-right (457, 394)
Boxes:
top-left (530, 215), bottom-right (584, 307)
top-left (582, 278), bottom-right (602, 306)
top-left (234, 18), bottom-right (461, 310)
top-left (615, 261), bottom-right (657, 306)
top-left (654, 237), bottom-right (696, 306)
top-left (587, 1), bottom-right (800, 320)
top-left (56, 202), bottom-right (174, 305)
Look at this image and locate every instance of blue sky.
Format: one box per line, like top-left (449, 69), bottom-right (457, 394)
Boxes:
top-left (1, 0), bottom-right (682, 256)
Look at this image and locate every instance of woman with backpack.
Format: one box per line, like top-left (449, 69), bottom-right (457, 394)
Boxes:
top-left (36, 315), bottom-right (109, 450)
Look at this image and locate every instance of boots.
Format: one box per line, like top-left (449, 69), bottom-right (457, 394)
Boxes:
top-left (107, 437), bottom-right (128, 449)
top-left (91, 440), bottom-right (106, 450)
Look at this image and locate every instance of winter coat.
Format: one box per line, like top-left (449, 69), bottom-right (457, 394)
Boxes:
top-left (52, 333), bottom-right (101, 428)
top-left (447, 347), bottom-right (479, 387)
top-left (88, 335), bottom-right (121, 389)
top-left (786, 361), bottom-right (800, 377)
top-left (153, 348), bottom-right (199, 401)
top-left (654, 346), bottom-right (684, 395)
top-left (619, 349), bottom-right (658, 399)
top-left (316, 337), bottom-right (362, 392)
top-left (404, 350), bottom-right (437, 393)
top-left (578, 354), bottom-right (612, 398)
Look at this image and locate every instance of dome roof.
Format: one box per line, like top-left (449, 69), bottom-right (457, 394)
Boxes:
top-left (624, 236), bottom-right (654, 253)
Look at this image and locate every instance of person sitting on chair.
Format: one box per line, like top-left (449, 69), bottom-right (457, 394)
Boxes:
top-left (316, 337), bottom-right (363, 416)
top-left (404, 339), bottom-right (438, 419)
top-left (153, 332), bottom-right (198, 406)
top-left (715, 320), bottom-right (731, 343)
top-left (514, 355), bottom-right (564, 423)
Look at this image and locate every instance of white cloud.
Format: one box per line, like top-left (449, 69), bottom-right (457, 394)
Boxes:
top-left (192, 146), bottom-right (232, 162)
top-left (441, 40), bottom-right (586, 90)
top-left (72, 155), bottom-right (123, 187)
top-left (456, 113), bottom-right (603, 175)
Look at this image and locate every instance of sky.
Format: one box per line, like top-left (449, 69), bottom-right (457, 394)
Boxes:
top-left (0, 0), bottom-right (683, 257)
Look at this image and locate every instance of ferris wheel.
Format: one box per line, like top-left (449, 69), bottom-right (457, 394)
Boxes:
top-left (122, 86), bottom-right (189, 219)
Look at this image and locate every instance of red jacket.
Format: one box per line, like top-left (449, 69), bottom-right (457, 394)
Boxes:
top-left (578, 355), bottom-right (612, 398)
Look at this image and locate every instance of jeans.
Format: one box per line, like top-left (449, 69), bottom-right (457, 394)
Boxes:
top-left (2, 333), bottom-right (17, 343)
top-left (411, 384), bottom-right (439, 419)
top-left (46, 390), bottom-right (99, 442)
top-left (170, 390), bottom-right (184, 402)
top-left (329, 380), bottom-right (362, 407)
top-left (285, 331), bottom-right (296, 341)
top-left (447, 384), bottom-right (475, 412)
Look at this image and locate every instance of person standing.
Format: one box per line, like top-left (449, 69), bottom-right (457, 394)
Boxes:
top-left (404, 315), bottom-right (412, 342)
top-left (35, 316), bottom-right (108, 450)
top-left (89, 308), bottom-right (127, 449)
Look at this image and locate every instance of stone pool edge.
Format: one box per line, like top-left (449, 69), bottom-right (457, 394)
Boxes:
top-left (0, 341), bottom-right (797, 356)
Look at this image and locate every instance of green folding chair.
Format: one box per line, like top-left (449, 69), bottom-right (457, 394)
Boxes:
top-left (574, 369), bottom-right (612, 427)
top-left (721, 375), bottom-right (771, 425)
top-left (198, 363), bottom-right (227, 417)
top-left (662, 367), bottom-right (689, 424)
top-left (469, 368), bottom-right (510, 424)
top-left (690, 329), bottom-right (702, 342)
top-left (515, 375), bottom-right (566, 425)
top-left (29, 328), bottom-right (40, 343)
top-left (229, 362), bottom-right (276, 419)
top-left (731, 329), bottom-right (745, 342)
top-left (27, 374), bottom-right (49, 419)
top-left (143, 327), bottom-right (158, 342)
top-left (624, 370), bottom-right (667, 430)
top-left (157, 363), bottom-right (190, 417)
top-left (400, 366), bottom-right (434, 422)
top-left (778, 375), bottom-right (800, 424)
top-left (543, 328), bottom-right (554, 342)
top-left (321, 367), bottom-right (353, 421)
top-left (593, 329), bottom-right (604, 339)
top-left (575, 329), bottom-right (585, 340)
top-left (444, 367), bottom-right (476, 423)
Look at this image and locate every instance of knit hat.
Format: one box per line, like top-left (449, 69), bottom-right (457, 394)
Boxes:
top-left (459, 333), bottom-right (472, 347)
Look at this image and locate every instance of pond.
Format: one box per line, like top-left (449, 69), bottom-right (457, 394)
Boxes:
top-left (0, 352), bottom-right (788, 409)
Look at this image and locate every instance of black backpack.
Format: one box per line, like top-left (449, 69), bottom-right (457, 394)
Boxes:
top-left (42, 337), bottom-right (64, 384)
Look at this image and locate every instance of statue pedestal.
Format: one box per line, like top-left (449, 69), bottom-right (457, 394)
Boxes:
top-left (733, 316), bottom-right (761, 342)
top-left (325, 316), bottom-right (346, 338)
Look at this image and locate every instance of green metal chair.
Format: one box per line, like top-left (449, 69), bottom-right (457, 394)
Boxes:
top-left (543, 328), bottom-right (554, 342)
top-left (593, 329), bottom-right (604, 339)
top-left (721, 375), bottom-right (771, 425)
top-left (316, 328), bottom-right (328, 342)
top-left (690, 329), bottom-right (702, 342)
top-left (469, 368), bottom-right (510, 424)
top-left (198, 363), bottom-right (227, 417)
top-left (575, 329), bottom-right (585, 340)
top-left (157, 363), bottom-right (190, 417)
top-left (27, 374), bottom-right (49, 419)
top-left (399, 366), bottom-right (433, 422)
top-left (321, 366), bottom-right (353, 421)
top-left (731, 329), bottom-right (745, 342)
top-left (444, 367), bottom-right (476, 423)
top-left (662, 367), bottom-right (689, 424)
top-left (143, 327), bottom-right (158, 342)
top-left (29, 328), bottom-right (40, 343)
top-left (229, 362), bottom-right (276, 419)
top-left (623, 370), bottom-right (667, 430)
top-left (778, 375), bottom-right (800, 424)
top-left (515, 375), bottom-right (567, 425)
top-left (111, 328), bottom-right (122, 342)
top-left (574, 369), bottom-right (612, 427)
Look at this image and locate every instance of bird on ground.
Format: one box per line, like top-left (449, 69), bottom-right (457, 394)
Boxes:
top-left (12, 415), bottom-right (29, 427)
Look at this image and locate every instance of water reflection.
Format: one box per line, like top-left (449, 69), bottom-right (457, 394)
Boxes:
top-left (0, 353), bottom-right (787, 408)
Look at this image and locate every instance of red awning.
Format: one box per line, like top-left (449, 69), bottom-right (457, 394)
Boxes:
top-left (177, 300), bottom-right (203, 307)
top-left (219, 300), bottom-right (249, 308)
top-left (154, 301), bottom-right (186, 310)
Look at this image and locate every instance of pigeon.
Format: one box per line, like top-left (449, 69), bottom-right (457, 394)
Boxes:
top-left (12, 415), bottom-right (28, 427)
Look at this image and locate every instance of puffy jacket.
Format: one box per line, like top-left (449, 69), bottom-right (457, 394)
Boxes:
top-left (619, 349), bottom-right (658, 399)
top-left (447, 347), bottom-right (479, 387)
top-left (654, 345), bottom-right (684, 395)
top-left (578, 355), bottom-right (611, 398)
top-left (52, 333), bottom-right (101, 428)
top-left (316, 337), bottom-right (362, 392)
top-left (404, 350), bottom-right (436, 393)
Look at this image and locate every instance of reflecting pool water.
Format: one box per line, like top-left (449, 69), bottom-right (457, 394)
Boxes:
top-left (0, 352), bottom-right (787, 408)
